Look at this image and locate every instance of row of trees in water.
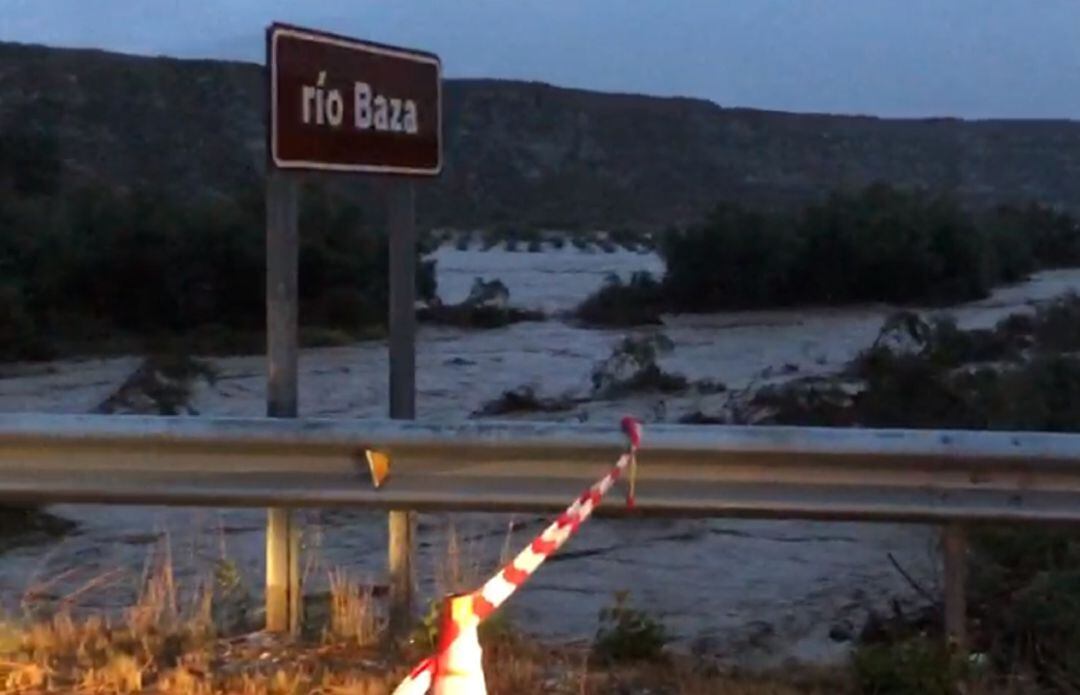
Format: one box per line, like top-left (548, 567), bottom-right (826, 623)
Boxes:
top-left (580, 183), bottom-right (1080, 326)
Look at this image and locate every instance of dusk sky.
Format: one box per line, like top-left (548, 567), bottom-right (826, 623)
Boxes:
top-left (2, 0), bottom-right (1078, 119)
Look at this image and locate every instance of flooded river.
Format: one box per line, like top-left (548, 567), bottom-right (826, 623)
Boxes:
top-left (3, 245), bottom-right (1080, 667)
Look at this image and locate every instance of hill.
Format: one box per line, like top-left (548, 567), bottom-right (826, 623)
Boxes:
top-left (2, 40), bottom-right (1080, 229)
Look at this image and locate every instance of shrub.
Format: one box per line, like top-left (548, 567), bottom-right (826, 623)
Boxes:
top-left (590, 334), bottom-right (687, 397)
top-left (853, 636), bottom-right (965, 695)
top-left (574, 272), bottom-right (664, 327)
top-left (1030, 292), bottom-right (1080, 352)
top-left (592, 591), bottom-right (669, 664)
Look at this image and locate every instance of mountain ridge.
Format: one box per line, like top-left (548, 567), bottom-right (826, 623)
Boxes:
top-left (2, 40), bottom-right (1079, 229)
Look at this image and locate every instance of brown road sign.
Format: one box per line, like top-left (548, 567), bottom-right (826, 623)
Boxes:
top-left (267, 23), bottom-right (441, 176)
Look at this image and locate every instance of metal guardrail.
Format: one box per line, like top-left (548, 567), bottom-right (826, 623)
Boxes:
top-left (3, 413), bottom-right (1080, 523)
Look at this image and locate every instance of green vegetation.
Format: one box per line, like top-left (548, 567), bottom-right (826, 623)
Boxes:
top-left (751, 293), bottom-right (1080, 430)
top-left (0, 128), bottom-right (435, 361)
top-left (575, 272), bottom-right (664, 327)
top-left (741, 296), bottom-right (1080, 691)
top-left (592, 590), bottom-right (670, 664)
top-left (576, 183), bottom-right (1080, 325)
top-left (590, 334), bottom-right (688, 398)
top-left (417, 278), bottom-right (545, 329)
top-left (853, 636), bottom-right (967, 695)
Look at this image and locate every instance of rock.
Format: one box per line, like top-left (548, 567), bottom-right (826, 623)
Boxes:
top-left (828, 620), bottom-right (854, 642)
top-left (679, 411), bottom-right (726, 425)
top-left (0, 506), bottom-right (77, 551)
top-left (472, 386), bottom-right (579, 417)
top-left (872, 311), bottom-right (934, 356)
top-left (465, 277), bottom-right (510, 310)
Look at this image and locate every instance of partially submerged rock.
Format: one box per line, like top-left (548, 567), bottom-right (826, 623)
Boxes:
top-left (748, 377), bottom-right (863, 427)
top-left (473, 386), bottom-right (579, 417)
top-left (95, 354), bottom-right (216, 416)
top-left (419, 278), bottom-right (545, 329)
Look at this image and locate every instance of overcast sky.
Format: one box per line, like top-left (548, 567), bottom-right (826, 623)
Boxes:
top-left (2, 0), bottom-right (1078, 119)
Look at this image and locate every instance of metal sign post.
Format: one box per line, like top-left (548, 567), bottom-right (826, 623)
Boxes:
top-left (265, 22), bottom-right (441, 635)
top-left (387, 181), bottom-right (418, 636)
top-left (265, 169), bottom-right (301, 634)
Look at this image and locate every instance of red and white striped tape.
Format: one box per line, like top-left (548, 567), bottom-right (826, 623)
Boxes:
top-left (391, 417), bottom-right (642, 695)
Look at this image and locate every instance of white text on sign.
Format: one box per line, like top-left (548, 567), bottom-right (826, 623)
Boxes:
top-left (301, 71), bottom-right (419, 135)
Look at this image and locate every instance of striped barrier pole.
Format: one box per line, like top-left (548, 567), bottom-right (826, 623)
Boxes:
top-left (391, 417), bottom-right (642, 695)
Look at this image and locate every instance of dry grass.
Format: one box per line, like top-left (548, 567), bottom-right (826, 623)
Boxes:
top-left (0, 519), bottom-right (861, 693)
top-left (0, 566), bottom-right (852, 694)
top-left (326, 569), bottom-right (381, 646)
top-left (434, 523), bottom-right (485, 598)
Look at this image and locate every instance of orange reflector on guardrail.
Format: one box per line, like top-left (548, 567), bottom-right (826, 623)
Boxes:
top-left (365, 450), bottom-right (391, 488)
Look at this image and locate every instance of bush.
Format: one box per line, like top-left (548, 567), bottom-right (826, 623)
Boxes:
top-left (1030, 292), bottom-right (1080, 352)
top-left (590, 334), bottom-right (687, 398)
top-left (853, 636), bottom-right (965, 695)
top-left (592, 591), bottom-right (669, 664)
top-left (968, 527), bottom-right (1080, 687)
top-left (761, 299), bottom-right (1080, 432)
top-left (574, 272), bottom-right (664, 327)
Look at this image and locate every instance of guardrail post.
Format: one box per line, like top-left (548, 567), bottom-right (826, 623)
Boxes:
top-left (943, 523), bottom-right (968, 653)
top-left (388, 181), bottom-right (417, 638)
top-left (266, 169), bottom-right (301, 634)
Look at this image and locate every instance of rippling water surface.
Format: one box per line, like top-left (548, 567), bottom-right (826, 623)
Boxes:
top-left (4, 246), bottom-right (1079, 665)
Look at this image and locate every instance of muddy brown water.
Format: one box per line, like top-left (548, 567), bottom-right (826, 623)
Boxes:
top-left (3, 245), bottom-right (1080, 667)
